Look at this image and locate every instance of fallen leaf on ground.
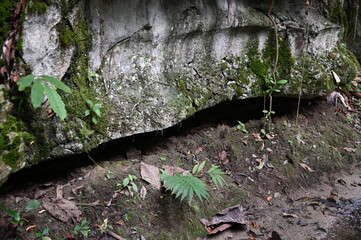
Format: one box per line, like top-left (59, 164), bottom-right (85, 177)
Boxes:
top-left (162, 165), bottom-right (185, 175)
top-left (140, 162), bottom-right (161, 191)
top-left (195, 147), bottom-right (203, 154)
top-left (266, 133), bottom-right (275, 140)
top-left (267, 196), bottom-right (273, 201)
top-left (25, 225), bottom-right (36, 231)
top-left (240, 138), bottom-right (248, 145)
top-left (199, 204), bottom-right (247, 234)
top-left (140, 186), bottom-right (147, 200)
top-left (282, 213), bottom-right (298, 218)
top-left (299, 163), bottom-right (315, 173)
top-left (217, 150), bottom-right (229, 164)
top-left (42, 197), bottom-right (82, 223)
top-left (343, 147), bottom-right (356, 153)
top-left (252, 133), bottom-right (263, 141)
top-left (252, 221), bottom-right (257, 228)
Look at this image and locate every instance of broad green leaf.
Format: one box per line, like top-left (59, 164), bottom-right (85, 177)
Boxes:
top-left (122, 178), bottom-right (130, 187)
top-left (24, 199), bottom-right (40, 211)
top-left (92, 116), bottom-right (98, 124)
top-left (43, 237), bottom-right (52, 240)
top-left (277, 80), bottom-right (288, 84)
top-left (198, 161), bottom-right (206, 173)
top-left (92, 105), bottom-right (101, 117)
top-left (274, 89), bottom-right (281, 92)
top-left (43, 228), bottom-right (50, 235)
top-left (84, 109), bottom-right (90, 117)
top-left (43, 85), bottom-right (67, 120)
top-left (30, 79), bottom-right (44, 108)
top-left (17, 75), bottom-right (35, 91)
top-left (40, 75), bottom-right (71, 93)
top-left (86, 99), bottom-right (93, 106)
top-left (9, 210), bottom-right (20, 222)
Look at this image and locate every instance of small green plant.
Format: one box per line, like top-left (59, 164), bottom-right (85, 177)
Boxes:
top-left (117, 174), bottom-right (138, 197)
top-left (73, 218), bottom-right (93, 238)
top-left (262, 74), bottom-right (287, 128)
top-left (0, 199), bottom-right (40, 230)
top-left (35, 228), bottom-right (51, 240)
top-left (84, 99), bottom-right (102, 124)
top-left (104, 170), bottom-right (113, 181)
top-left (97, 218), bottom-right (113, 234)
top-left (161, 161), bottom-right (226, 205)
top-left (17, 75), bottom-right (71, 120)
top-left (235, 121), bottom-right (248, 133)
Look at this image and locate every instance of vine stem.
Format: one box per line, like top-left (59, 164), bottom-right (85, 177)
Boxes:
top-left (266, 0), bottom-right (278, 129)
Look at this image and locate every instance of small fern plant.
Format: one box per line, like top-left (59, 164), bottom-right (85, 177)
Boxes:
top-left (161, 161), bottom-right (226, 205)
top-left (17, 75), bottom-right (71, 120)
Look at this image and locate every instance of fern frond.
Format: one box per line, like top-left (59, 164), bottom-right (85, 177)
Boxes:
top-left (208, 166), bottom-right (226, 187)
top-left (161, 173), bottom-right (209, 205)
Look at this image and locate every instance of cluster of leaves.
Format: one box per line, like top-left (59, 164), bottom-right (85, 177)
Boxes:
top-left (35, 228), bottom-right (51, 240)
top-left (0, 199), bottom-right (40, 229)
top-left (17, 75), bottom-right (71, 120)
top-left (73, 218), bottom-right (93, 238)
top-left (117, 174), bottom-right (138, 197)
top-left (84, 99), bottom-right (102, 124)
top-left (161, 161), bottom-right (226, 205)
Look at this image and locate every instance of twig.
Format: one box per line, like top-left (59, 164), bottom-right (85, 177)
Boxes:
top-left (95, 225), bottom-right (128, 240)
top-left (87, 154), bottom-right (101, 167)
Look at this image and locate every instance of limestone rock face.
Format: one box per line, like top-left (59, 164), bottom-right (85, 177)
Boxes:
top-left (0, 0), bottom-right (359, 183)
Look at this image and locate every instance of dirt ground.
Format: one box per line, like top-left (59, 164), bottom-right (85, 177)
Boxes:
top-left (0, 98), bottom-right (360, 240)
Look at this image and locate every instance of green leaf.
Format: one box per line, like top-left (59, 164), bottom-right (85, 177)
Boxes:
top-left (43, 85), bottom-right (67, 120)
top-left (208, 166), bottom-right (226, 187)
top-left (122, 178), bottom-right (130, 187)
top-left (277, 80), bottom-right (288, 84)
top-left (92, 105), bottom-right (101, 117)
top-left (92, 116), bottom-right (98, 124)
top-left (17, 75), bottom-right (35, 91)
top-left (43, 237), bottom-right (52, 240)
top-left (161, 173), bottom-right (209, 205)
top-left (40, 75), bottom-right (71, 93)
top-left (9, 210), bottom-right (21, 222)
top-left (274, 89), bottom-right (281, 92)
top-left (84, 109), bottom-right (90, 117)
top-left (24, 200), bottom-right (40, 211)
top-left (86, 99), bottom-right (94, 107)
top-left (30, 79), bottom-right (44, 108)
top-left (35, 233), bottom-right (42, 237)
top-left (43, 228), bottom-right (50, 235)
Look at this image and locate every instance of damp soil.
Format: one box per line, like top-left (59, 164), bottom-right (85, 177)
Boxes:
top-left (0, 99), bottom-right (360, 240)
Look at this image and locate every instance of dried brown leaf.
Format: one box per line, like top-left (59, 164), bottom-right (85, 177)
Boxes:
top-left (195, 147), bottom-right (203, 154)
top-left (42, 197), bottom-right (82, 223)
top-left (343, 147), bottom-right (356, 153)
top-left (140, 162), bottom-right (161, 190)
top-left (162, 165), bottom-right (185, 176)
top-left (140, 186), bottom-right (147, 200)
top-left (299, 163), bottom-right (315, 173)
top-left (217, 150), bottom-right (229, 164)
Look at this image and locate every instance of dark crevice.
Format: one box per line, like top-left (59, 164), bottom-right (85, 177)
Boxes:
top-left (0, 97), bottom-right (315, 193)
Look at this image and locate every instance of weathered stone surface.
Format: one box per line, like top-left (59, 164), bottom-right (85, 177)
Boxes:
top-left (0, 0), bottom-right (360, 184)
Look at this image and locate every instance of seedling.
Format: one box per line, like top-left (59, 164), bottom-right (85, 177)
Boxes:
top-left (84, 99), bottom-right (102, 124)
top-left (73, 218), bottom-right (93, 238)
top-left (0, 199), bottom-right (40, 231)
top-left (97, 218), bottom-right (113, 234)
top-left (117, 174), bottom-right (138, 197)
top-left (235, 121), bottom-right (248, 134)
top-left (161, 162), bottom-right (226, 205)
top-left (35, 228), bottom-right (51, 240)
